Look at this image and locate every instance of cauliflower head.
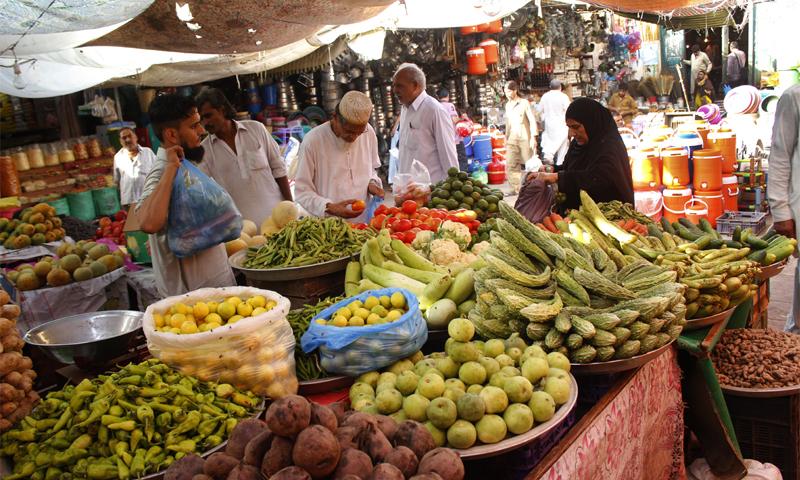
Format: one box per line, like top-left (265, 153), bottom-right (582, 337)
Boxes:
top-left (429, 239), bottom-right (463, 266)
top-left (411, 230), bottom-right (435, 251)
top-left (471, 241), bottom-right (491, 256)
top-left (439, 220), bottom-right (472, 250)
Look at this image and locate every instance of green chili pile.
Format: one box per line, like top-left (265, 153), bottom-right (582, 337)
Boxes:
top-left (288, 296), bottom-right (344, 381)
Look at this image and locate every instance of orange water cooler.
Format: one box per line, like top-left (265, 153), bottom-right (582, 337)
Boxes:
top-left (663, 188), bottom-right (692, 224)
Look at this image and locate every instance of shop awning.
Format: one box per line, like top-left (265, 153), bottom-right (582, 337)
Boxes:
top-left (614, 7), bottom-right (738, 29)
top-left (579, 0), bottom-right (746, 15)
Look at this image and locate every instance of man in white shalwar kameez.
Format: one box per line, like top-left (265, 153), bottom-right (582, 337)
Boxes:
top-left (768, 84), bottom-right (800, 333)
top-left (537, 80), bottom-right (571, 166)
top-left (294, 91), bottom-right (384, 223)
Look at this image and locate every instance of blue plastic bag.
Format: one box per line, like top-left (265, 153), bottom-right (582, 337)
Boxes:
top-left (364, 194), bottom-right (383, 224)
top-left (301, 288), bottom-right (428, 376)
top-left (167, 160), bottom-right (243, 258)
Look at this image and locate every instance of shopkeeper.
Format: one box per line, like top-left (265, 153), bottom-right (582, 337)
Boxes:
top-left (196, 87), bottom-right (293, 225)
top-left (137, 93), bottom-right (235, 297)
top-left (607, 83), bottom-right (638, 126)
top-left (527, 97), bottom-right (634, 212)
top-left (114, 126), bottom-right (156, 209)
top-left (293, 91), bottom-right (384, 221)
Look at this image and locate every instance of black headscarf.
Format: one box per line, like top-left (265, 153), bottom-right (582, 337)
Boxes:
top-left (556, 97), bottom-right (634, 211)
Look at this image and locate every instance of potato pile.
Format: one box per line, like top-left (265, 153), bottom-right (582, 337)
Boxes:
top-left (166, 395), bottom-right (465, 480)
top-left (0, 291), bottom-right (38, 432)
top-left (318, 292), bottom-right (408, 327)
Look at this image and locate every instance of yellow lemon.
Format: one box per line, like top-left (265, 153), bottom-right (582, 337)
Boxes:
top-left (169, 313), bottom-right (186, 328)
top-left (225, 296), bottom-right (243, 306)
top-left (355, 307), bottom-right (371, 320)
top-left (258, 364), bottom-right (275, 384)
top-left (390, 292), bottom-right (405, 309)
top-left (273, 361), bottom-right (290, 379)
top-left (252, 307), bottom-right (267, 316)
top-left (386, 309), bottom-right (403, 322)
top-left (315, 318), bottom-right (327, 326)
top-left (180, 321), bottom-right (198, 334)
top-left (348, 316), bottom-right (365, 327)
top-left (199, 323), bottom-right (213, 332)
top-left (171, 303), bottom-right (190, 315)
top-left (220, 352), bottom-right (241, 369)
top-left (206, 322), bottom-right (221, 331)
top-left (348, 300), bottom-right (363, 312)
top-left (228, 315), bottom-right (244, 324)
top-left (169, 327), bottom-right (181, 334)
top-left (206, 301), bottom-right (219, 313)
top-left (236, 364), bottom-right (258, 383)
top-left (236, 302), bottom-right (254, 317)
top-left (257, 346), bottom-right (275, 363)
top-left (371, 305), bottom-right (388, 317)
top-left (336, 307), bottom-right (352, 319)
top-left (242, 336), bottom-right (260, 350)
top-left (265, 300), bottom-right (277, 310)
top-left (247, 295), bottom-right (267, 308)
top-left (332, 316), bottom-right (348, 327)
top-left (153, 313), bottom-right (165, 328)
top-left (185, 314), bottom-right (195, 324)
top-left (366, 313), bottom-right (382, 325)
top-left (205, 313), bottom-right (222, 325)
top-left (363, 296), bottom-right (380, 309)
top-left (266, 382), bottom-right (286, 399)
top-left (379, 295), bottom-right (392, 309)
top-left (193, 302), bottom-right (209, 319)
top-left (217, 302), bottom-right (235, 320)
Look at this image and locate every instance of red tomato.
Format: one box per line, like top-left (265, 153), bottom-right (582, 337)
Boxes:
top-left (375, 204), bottom-right (388, 216)
top-left (402, 200), bottom-right (418, 215)
top-left (411, 219), bottom-right (422, 228)
top-left (351, 200), bottom-right (366, 213)
top-left (403, 230), bottom-right (416, 243)
top-left (385, 216), bottom-right (397, 226)
top-left (391, 233), bottom-right (405, 241)
top-left (99, 217), bottom-right (112, 227)
top-left (394, 219), bottom-right (412, 232)
top-left (428, 218), bottom-right (443, 230)
top-left (419, 224), bottom-right (432, 231)
top-left (388, 207), bottom-right (400, 215)
top-left (370, 214), bottom-right (386, 230)
top-left (470, 220), bottom-right (481, 230)
top-left (417, 207), bottom-right (429, 215)
top-left (417, 214), bottom-right (429, 222)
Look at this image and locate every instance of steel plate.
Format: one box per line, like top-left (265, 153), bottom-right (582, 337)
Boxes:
top-left (570, 340), bottom-right (675, 375)
top-left (298, 376), bottom-right (354, 396)
top-left (229, 249), bottom-right (355, 281)
top-left (758, 259), bottom-right (789, 282)
top-left (683, 307), bottom-right (735, 331)
top-left (720, 383), bottom-right (800, 398)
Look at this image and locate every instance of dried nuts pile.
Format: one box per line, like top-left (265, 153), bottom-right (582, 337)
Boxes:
top-left (712, 328), bottom-right (800, 389)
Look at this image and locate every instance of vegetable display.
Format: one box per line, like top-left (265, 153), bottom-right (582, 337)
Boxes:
top-left (242, 217), bottom-right (374, 269)
top-left (598, 200), bottom-right (655, 226)
top-left (94, 211), bottom-right (128, 246)
top-left (287, 296), bottom-right (343, 382)
top-left (348, 321), bottom-right (572, 449)
top-left (427, 168), bottom-right (504, 221)
top-left (0, 293), bottom-right (37, 433)
top-left (151, 295), bottom-right (277, 334)
top-left (0, 359), bottom-right (260, 480)
top-left (370, 201), bottom-right (484, 246)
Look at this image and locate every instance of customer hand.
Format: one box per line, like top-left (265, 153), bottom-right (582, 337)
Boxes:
top-left (326, 200), bottom-right (361, 219)
top-left (164, 145), bottom-right (184, 169)
top-left (774, 219), bottom-right (796, 240)
top-left (368, 182), bottom-right (385, 198)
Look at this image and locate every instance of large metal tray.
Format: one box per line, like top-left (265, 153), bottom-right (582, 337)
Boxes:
top-left (758, 259), bottom-right (789, 282)
top-left (570, 340), bottom-right (675, 375)
top-left (683, 307), bottom-right (735, 331)
top-left (298, 375), bottom-right (354, 396)
top-left (229, 249), bottom-right (355, 281)
top-left (458, 375), bottom-right (578, 459)
top-left (720, 383), bottom-right (800, 398)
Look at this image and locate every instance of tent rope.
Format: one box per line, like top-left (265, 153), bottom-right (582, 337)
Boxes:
top-left (0, 0), bottom-right (58, 57)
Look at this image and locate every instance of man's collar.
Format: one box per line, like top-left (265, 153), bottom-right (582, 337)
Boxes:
top-left (209, 119), bottom-right (244, 142)
top-left (410, 91), bottom-right (427, 111)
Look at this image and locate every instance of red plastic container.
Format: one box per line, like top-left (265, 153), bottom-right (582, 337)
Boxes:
top-left (487, 158), bottom-right (506, 184)
top-left (466, 48), bottom-right (488, 75)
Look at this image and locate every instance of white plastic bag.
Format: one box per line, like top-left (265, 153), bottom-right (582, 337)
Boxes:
top-left (688, 458), bottom-right (782, 480)
top-left (392, 159), bottom-right (431, 206)
top-left (143, 286), bottom-right (297, 398)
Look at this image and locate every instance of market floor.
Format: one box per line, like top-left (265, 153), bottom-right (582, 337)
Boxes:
top-left (767, 256), bottom-right (795, 330)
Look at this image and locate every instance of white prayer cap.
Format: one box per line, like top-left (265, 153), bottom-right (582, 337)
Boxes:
top-left (338, 91), bottom-right (373, 125)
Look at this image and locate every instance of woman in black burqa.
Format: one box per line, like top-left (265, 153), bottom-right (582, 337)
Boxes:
top-left (524, 97), bottom-right (634, 214)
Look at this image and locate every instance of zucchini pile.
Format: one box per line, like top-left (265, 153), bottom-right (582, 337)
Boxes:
top-left (469, 193), bottom-right (687, 364)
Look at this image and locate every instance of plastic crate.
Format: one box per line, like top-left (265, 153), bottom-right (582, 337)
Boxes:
top-left (715, 211), bottom-right (768, 235)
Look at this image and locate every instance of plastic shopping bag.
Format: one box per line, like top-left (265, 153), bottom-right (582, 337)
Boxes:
top-left (300, 288), bottom-right (428, 376)
top-left (167, 160), bottom-right (242, 258)
top-left (143, 286), bottom-right (297, 398)
top-left (514, 178), bottom-right (555, 224)
top-left (364, 194), bottom-right (383, 223)
top-left (392, 159), bottom-right (431, 207)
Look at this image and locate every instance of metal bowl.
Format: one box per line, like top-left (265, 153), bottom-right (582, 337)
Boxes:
top-left (23, 311), bottom-right (143, 365)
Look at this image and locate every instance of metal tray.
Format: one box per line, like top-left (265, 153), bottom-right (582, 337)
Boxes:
top-left (720, 383), bottom-right (800, 398)
top-left (298, 376), bottom-right (354, 396)
top-left (570, 340), bottom-right (675, 375)
top-left (229, 249), bottom-right (355, 281)
top-left (458, 375), bottom-right (578, 459)
top-left (683, 307), bottom-right (735, 331)
top-left (758, 259), bottom-right (789, 282)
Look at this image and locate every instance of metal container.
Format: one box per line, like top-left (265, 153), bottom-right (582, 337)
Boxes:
top-left (24, 311), bottom-right (143, 365)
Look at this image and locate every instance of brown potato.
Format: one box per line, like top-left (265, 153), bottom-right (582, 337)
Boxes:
top-left (292, 425), bottom-right (341, 479)
top-left (226, 418), bottom-right (269, 459)
top-left (341, 412), bottom-right (377, 432)
top-left (374, 415), bottom-right (398, 442)
top-left (417, 448), bottom-right (464, 480)
top-left (265, 395), bottom-right (311, 438)
top-left (243, 429), bottom-right (274, 466)
top-left (269, 466), bottom-right (311, 480)
top-left (226, 464), bottom-right (261, 480)
top-left (0, 318), bottom-right (13, 336)
top-left (203, 453), bottom-right (239, 480)
top-left (409, 474), bottom-right (443, 480)
top-left (366, 464), bottom-right (404, 480)
top-left (393, 421), bottom-right (436, 460)
top-left (358, 423), bottom-right (392, 463)
top-left (164, 454), bottom-right (205, 480)
top-left (261, 436), bottom-right (294, 478)
top-left (1, 305), bottom-right (20, 320)
top-left (332, 448), bottom-right (372, 480)
top-left (192, 475), bottom-right (213, 480)
top-left (1, 401), bottom-right (17, 416)
top-left (328, 401), bottom-right (348, 424)
top-left (0, 352), bottom-right (21, 377)
top-left (310, 402), bottom-right (338, 433)
top-left (383, 446), bottom-right (419, 479)
top-left (335, 425), bottom-right (361, 451)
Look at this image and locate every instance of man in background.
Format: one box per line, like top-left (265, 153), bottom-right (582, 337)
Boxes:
top-left (196, 87), bottom-right (292, 225)
top-left (437, 88), bottom-right (468, 172)
top-left (726, 41), bottom-right (747, 88)
top-left (114, 126), bottom-right (156, 209)
top-left (683, 44), bottom-right (712, 97)
top-left (393, 63), bottom-right (458, 184)
top-left (503, 80), bottom-right (538, 194)
top-left (607, 83), bottom-right (639, 126)
top-left (537, 79), bottom-right (571, 166)
top-left (767, 84), bottom-right (800, 333)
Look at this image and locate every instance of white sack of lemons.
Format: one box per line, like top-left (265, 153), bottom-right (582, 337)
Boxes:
top-left (142, 286), bottom-right (297, 398)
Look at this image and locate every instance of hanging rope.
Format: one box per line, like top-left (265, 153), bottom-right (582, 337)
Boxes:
top-left (0, 0), bottom-right (58, 56)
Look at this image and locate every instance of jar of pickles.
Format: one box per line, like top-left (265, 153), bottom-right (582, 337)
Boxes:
top-left (25, 143), bottom-right (45, 169)
top-left (10, 147), bottom-right (30, 171)
top-left (73, 137), bottom-right (89, 160)
top-left (57, 141), bottom-right (75, 164)
top-left (87, 136), bottom-right (102, 158)
top-left (43, 143), bottom-right (60, 166)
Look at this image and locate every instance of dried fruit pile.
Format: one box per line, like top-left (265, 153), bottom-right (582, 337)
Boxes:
top-left (713, 329), bottom-right (800, 389)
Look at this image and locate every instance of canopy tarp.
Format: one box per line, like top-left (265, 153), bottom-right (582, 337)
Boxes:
top-left (581, 0), bottom-right (745, 15)
top-left (614, 7), bottom-right (737, 29)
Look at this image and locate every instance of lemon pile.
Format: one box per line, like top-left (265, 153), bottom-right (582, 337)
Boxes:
top-left (318, 291), bottom-right (408, 327)
top-left (154, 295), bottom-right (277, 334)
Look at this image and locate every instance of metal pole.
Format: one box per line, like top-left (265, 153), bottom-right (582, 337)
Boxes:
top-left (675, 64), bottom-right (690, 110)
top-left (747, 0), bottom-right (755, 86)
top-left (721, 25), bottom-right (729, 87)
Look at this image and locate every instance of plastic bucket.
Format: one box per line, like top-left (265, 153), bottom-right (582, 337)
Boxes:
top-left (722, 175), bottom-right (739, 212)
top-left (692, 149), bottom-right (723, 191)
top-left (684, 198), bottom-right (709, 225)
top-left (479, 40), bottom-right (499, 65)
top-left (694, 190), bottom-right (724, 227)
top-left (486, 19), bottom-right (503, 34)
top-left (66, 191), bottom-right (97, 221)
top-left (466, 48), bottom-right (488, 75)
top-left (491, 131), bottom-right (505, 149)
top-left (631, 150), bottom-right (661, 191)
top-left (47, 197), bottom-right (70, 216)
top-left (661, 148), bottom-right (690, 188)
top-left (463, 136), bottom-right (474, 157)
top-left (92, 187), bottom-right (121, 217)
top-left (663, 187), bottom-right (691, 224)
top-left (487, 159), bottom-right (506, 185)
top-left (634, 190), bottom-right (663, 222)
top-left (473, 134), bottom-right (493, 160)
top-left (706, 130), bottom-right (737, 174)
top-left (460, 25), bottom-right (478, 35)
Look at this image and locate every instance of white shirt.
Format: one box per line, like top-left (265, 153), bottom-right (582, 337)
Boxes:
top-left (113, 145), bottom-right (156, 205)
top-left (294, 122), bottom-right (382, 223)
top-left (537, 90), bottom-right (571, 164)
top-left (397, 91), bottom-right (459, 184)
top-left (137, 148), bottom-right (236, 298)
top-left (504, 97), bottom-right (537, 143)
top-left (200, 120), bottom-right (287, 225)
top-left (768, 85), bottom-right (800, 224)
top-left (683, 52), bottom-right (712, 91)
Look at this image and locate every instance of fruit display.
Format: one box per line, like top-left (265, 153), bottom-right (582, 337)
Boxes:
top-left (348, 319), bottom-right (573, 450)
top-left (6, 240), bottom-right (126, 291)
top-left (242, 217), bottom-right (375, 269)
top-left (225, 218), bottom-right (267, 257)
top-left (427, 168), bottom-right (504, 221)
top-left (370, 200), bottom-right (484, 245)
top-left (287, 297), bottom-right (342, 381)
top-left (0, 359), bottom-right (260, 479)
top-left (0, 292), bottom-right (37, 432)
top-left (316, 292), bottom-right (408, 327)
top-left (94, 211), bottom-right (128, 245)
top-left (165, 394), bottom-right (465, 480)
top-left (468, 195), bottom-right (686, 363)
top-left (0, 203), bottom-right (65, 250)
top-left (151, 295), bottom-right (277, 334)
top-left (712, 328), bottom-right (800, 389)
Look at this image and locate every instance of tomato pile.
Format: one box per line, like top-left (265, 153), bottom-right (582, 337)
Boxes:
top-left (369, 200), bottom-right (481, 243)
top-left (95, 210), bottom-right (127, 245)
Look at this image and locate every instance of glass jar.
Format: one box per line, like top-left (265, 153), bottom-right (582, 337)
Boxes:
top-left (10, 147), bottom-right (30, 171)
top-left (43, 143), bottom-right (60, 166)
top-left (87, 136), bottom-right (102, 158)
top-left (57, 141), bottom-right (75, 164)
top-left (25, 143), bottom-right (45, 169)
top-left (73, 137), bottom-right (88, 160)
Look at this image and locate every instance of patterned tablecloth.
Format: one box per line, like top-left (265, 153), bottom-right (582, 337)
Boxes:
top-left (538, 347), bottom-right (685, 480)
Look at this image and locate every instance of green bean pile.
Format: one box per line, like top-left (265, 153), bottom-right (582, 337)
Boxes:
top-left (0, 359), bottom-right (259, 480)
top-left (288, 296), bottom-right (344, 381)
top-left (243, 217), bottom-right (374, 269)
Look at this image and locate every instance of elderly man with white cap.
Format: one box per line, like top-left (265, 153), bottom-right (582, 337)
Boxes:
top-left (294, 91), bottom-right (384, 222)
